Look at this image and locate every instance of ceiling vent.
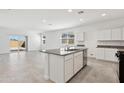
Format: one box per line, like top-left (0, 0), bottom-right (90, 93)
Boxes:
top-left (78, 11), bottom-right (84, 15)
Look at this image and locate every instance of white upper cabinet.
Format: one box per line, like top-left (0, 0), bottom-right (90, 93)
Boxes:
top-left (97, 29), bottom-right (111, 40)
top-left (104, 29), bottom-right (111, 40)
top-left (97, 28), bottom-right (123, 40)
top-left (76, 32), bottom-right (84, 41)
top-left (122, 28), bottom-right (124, 40)
top-left (97, 31), bottom-right (104, 40)
top-left (111, 28), bottom-right (122, 40)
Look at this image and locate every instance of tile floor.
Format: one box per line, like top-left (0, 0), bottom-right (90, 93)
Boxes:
top-left (0, 51), bottom-right (119, 83)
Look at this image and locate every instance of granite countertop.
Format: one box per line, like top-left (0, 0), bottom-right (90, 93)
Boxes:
top-left (97, 45), bottom-right (124, 49)
top-left (40, 48), bottom-right (87, 56)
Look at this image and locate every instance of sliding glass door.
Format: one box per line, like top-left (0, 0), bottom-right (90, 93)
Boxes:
top-left (9, 35), bottom-right (27, 52)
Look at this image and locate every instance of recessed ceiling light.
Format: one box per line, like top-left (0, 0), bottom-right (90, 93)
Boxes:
top-left (80, 18), bottom-right (83, 21)
top-left (42, 19), bottom-right (46, 23)
top-left (68, 9), bottom-right (73, 12)
top-left (101, 13), bottom-right (107, 16)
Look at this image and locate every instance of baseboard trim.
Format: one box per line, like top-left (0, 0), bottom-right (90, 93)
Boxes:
top-left (96, 59), bottom-right (118, 63)
top-left (89, 57), bottom-right (118, 63)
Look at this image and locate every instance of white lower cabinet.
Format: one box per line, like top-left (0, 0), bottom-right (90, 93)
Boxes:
top-left (49, 51), bottom-right (85, 83)
top-left (96, 48), bottom-right (118, 62)
top-left (64, 55), bottom-right (74, 82)
top-left (74, 52), bottom-right (83, 74)
top-left (104, 48), bottom-right (117, 62)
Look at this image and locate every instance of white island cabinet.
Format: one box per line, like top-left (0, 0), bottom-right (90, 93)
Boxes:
top-left (49, 54), bottom-right (74, 82)
top-left (64, 54), bottom-right (74, 82)
top-left (74, 52), bottom-right (83, 74)
top-left (41, 49), bottom-right (87, 83)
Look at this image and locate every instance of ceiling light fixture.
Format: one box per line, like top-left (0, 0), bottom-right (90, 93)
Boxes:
top-left (101, 13), bottom-right (107, 16)
top-left (68, 9), bottom-right (73, 12)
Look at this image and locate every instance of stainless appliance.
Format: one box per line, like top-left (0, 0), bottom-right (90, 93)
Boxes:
top-left (83, 49), bottom-right (87, 66)
top-left (116, 51), bottom-right (124, 83)
top-left (76, 45), bottom-right (87, 66)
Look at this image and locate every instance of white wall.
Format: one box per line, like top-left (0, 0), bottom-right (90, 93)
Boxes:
top-left (27, 32), bottom-right (41, 51)
top-left (43, 25), bottom-right (98, 58)
top-left (0, 30), bottom-right (9, 54)
top-left (44, 18), bottom-right (124, 58)
top-left (0, 27), bottom-right (41, 54)
top-left (1, 17), bottom-right (124, 55)
top-left (44, 27), bottom-right (83, 49)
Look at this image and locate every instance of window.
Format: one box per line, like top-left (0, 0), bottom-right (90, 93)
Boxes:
top-left (9, 35), bottom-right (26, 51)
top-left (61, 32), bottom-right (75, 45)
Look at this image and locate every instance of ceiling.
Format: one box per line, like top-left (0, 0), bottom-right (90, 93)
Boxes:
top-left (0, 9), bottom-right (124, 32)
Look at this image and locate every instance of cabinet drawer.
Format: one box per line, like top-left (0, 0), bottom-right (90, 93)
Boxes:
top-left (64, 54), bottom-right (73, 61)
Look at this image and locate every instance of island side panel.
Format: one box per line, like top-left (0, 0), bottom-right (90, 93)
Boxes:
top-left (49, 54), bottom-right (65, 83)
top-left (64, 54), bottom-right (74, 82)
top-left (42, 53), bottom-right (50, 80)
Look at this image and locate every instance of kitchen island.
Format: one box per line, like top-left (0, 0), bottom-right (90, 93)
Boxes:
top-left (40, 48), bottom-right (87, 83)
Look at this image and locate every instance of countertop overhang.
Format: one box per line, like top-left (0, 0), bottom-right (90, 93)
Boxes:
top-left (40, 48), bottom-right (87, 56)
top-left (97, 45), bottom-right (124, 49)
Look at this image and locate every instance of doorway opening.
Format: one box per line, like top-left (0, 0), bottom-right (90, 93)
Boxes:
top-left (9, 35), bottom-right (28, 52)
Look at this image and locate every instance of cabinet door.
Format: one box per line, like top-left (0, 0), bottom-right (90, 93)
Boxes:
top-left (49, 54), bottom-right (65, 83)
top-left (96, 48), bottom-right (105, 60)
top-left (64, 55), bottom-right (73, 82)
top-left (74, 52), bottom-right (83, 74)
top-left (111, 28), bottom-right (122, 40)
top-left (76, 32), bottom-right (84, 41)
top-left (104, 48), bottom-right (118, 62)
top-left (97, 31), bottom-right (104, 40)
top-left (104, 29), bottom-right (111, 40)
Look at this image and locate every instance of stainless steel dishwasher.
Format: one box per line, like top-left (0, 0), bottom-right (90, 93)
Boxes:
top-left (83, 49), bottom-right (87, 66)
